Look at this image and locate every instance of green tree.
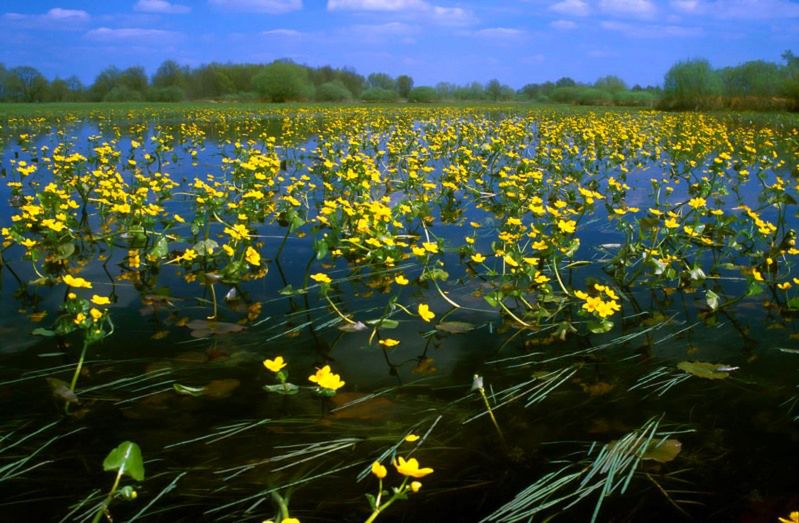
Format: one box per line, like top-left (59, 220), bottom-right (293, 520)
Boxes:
top-left (397, 75), bottom-right (414, 98)
top-left (7, 66), bottom-right (49, 102)
top-left (367, 72), bottom-right (395, 91)
top-left (408, 86), bottom-right (437, 103)
top-left (660, 58), bottom-right (722, 110)
top-left (252, 62), bottom-right (313, 102)
top-left (315, 81), bottom-right (352, 102)
top-left (153, 59), bottom-right (188, 89)
top-left (594, 75), bottom-right (627, 93)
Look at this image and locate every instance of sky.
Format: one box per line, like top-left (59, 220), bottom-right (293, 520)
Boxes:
top-left (1, 0), bottom-right (798, 89)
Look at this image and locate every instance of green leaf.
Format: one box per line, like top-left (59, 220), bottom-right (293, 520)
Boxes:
top-left (193, 239), bottom-right (219, 256)
top-left (746, 281), bottom-right (763, 297)
top-left (677, 361), bottom-right (732, 380)
top-left (365, 493), bottom-right (377, 511)
top-left (263, 383), bottom-right (299, 395)
top-left (103, 441), bottom-right (145, 482)
top-left (55, 242), bottom-right (75, 261)
top-left (588, 318), bottom-right (613, 334)
top-left (173, 383), bottom-right (206, 397)
top-left (642, 439), bottom-right (682, 463)
top-left (32, 328), bottom-right (56, 337)
top-left (149, 236), bottom-right (169, 260)
top-left (435, 321), bottom-right (476, 334)
top-left (706, 289), bottom-right (719, 311)
top-left (366, 318), bottom-right (399, 329)
top-left (420, 268), bottom-right (449, 281)
top-left (787, 297), bottom-right (799, 311)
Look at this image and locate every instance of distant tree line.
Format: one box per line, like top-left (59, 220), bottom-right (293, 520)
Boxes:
top-left (659, 52), bottom-right (799, 111)
top-left (0, 52), bottom-right (796, 111)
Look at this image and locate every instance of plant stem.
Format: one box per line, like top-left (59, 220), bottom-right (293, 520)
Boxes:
top-left (91, 467), bottom-right (123, 523)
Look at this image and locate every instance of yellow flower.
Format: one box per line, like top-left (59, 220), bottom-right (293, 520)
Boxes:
top-left (379, 338), bottom-right (400, 348)
top-left (91, 295), bottom-right (111, 305)
top-left (688, 197), bottom-right (706, 209)
top-left (752, 269), bottom-right (764, 281)
top-left (181, 248), bottom-right (198, 262)
top-left (664, 217), bottom-right (679, 229)
top-left (308, 365), bottom-right (345, 391)
top-left (778, 512), bottom-right (799, 523)
top-left (74, 312), bottom-right (86, 325)
top-left (245, 246), bottom-right (261, 266)
top-left (418, 303), bottom-right (435, 322)
top-left (404, 434), bottom-right (420, 442)
top-left (410, 481), bottom-right (422, 493)
top-left (283, 518), bottom-right (300, 523)
top-left (222, 244), bottom-right (235, 257)
top-left (422, 241), bottom-right (439, 254)
top-left (394, 274), bottom-right (409, 285)
top-left (63, 274), bottom-right (92, 289)
top-left (392, 456), bottom-right (434, 479)
top-left (173, 214), bottom-right (185, 223)
top-left (311, 272), bottom-right (332, 284)
top-left (471, 253), bottom-right (486, 263)
top-left (412, 245), bottom-right (426, 256)
top-left (89, 308), bottom-right (103, 321)
top-left (371, 461), bottom-right (387, 480)
top-left (263, 356), bottom-right (287, 373)
top-left (557, 219), bottom-right (577, 234)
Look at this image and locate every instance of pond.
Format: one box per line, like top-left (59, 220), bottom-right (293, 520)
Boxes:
top-left (1, 104), bottom-right (798, 522)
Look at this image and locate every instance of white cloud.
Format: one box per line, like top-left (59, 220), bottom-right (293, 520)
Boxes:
top-left (473, 27), bottom-right (525, 40)
top-left (134, 0), bottom-right (191, 14)
top-left (601, 20), bottom-right (702, 37)
top-left (209, 0), bottom-right (303, 14)
top-left (549, 0), bottom-right (589, 17)
top-left (328, 0), bottom-right (474, 25)
top-left (1, 8), bottom-right (90, 30)
top-left (551, 19), bottom-right (577, 29)
top-left (349, 22), bottom-right (418, 43)
top-left (85, 27), bottom-right (180, 41)
top-left (328, 0), bottom-right (426, 10)
top-left (670, 0), bottom-right (699, 12)
top-left (599, 0), bottom-right (656, 17)
top-left (260, 28), bottom-right (303, 37)
top-left (46, 8), bottom-right (91, 21)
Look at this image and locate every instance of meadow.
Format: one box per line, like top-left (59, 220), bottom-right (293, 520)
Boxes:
top-left (1, 103), bottom-right (798, 522)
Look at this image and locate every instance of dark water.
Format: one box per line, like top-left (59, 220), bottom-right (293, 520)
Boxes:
top-left (1, 107), bottom-right (798, 522)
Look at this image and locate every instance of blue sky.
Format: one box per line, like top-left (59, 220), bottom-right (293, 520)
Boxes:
top-left (1, 0), bottom-right (798, 88)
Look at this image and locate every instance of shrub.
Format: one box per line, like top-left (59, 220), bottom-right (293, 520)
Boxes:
top-left (408, 86), bottom-right (438, 103)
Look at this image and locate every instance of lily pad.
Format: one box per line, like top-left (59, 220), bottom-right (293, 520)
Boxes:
top-left (642, 438), bottom-right (682, 463)
top-left (186, 319), bottom-right (245, 338)
top-left (677, 361), bottom-right (732, 380)
top-left (263, 383), bottom-right (300, 395)
top-left (436, 321), bottom-right (476, 334)
top-left (365, 318), bottom-right (399, 329)
top-left (103, 441), bottom-right (145, 482)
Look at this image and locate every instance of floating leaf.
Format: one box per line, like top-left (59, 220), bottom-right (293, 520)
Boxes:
top-left (706, 289), bottom-right (719, 311)
top-left (46, 377), bottom-right (79, 405)
top-left (203, 379), bottom-right (240, 399)
top-left (338, 321), bottom-right (367, 332)
top-left (263, 383), bottom-right (299, 395)
top-left (32, 327), bottom-right (56, 337)
top-left (103, 441), bottom-right (145, 482)
top-left (642, 438), bottom-right (682, 463)
top-left (172, 383), bottom-right (205, 397)
top-left (588, 318), bottom-right (614, 334)
top-left (186, 319), bottom-right (245, 338)
top-left (677, 361), bottom-right (732, 380)
top-left (436, 321), bottom-right (476, 334)
top-left (365, 318), bottom-right (399, 329)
